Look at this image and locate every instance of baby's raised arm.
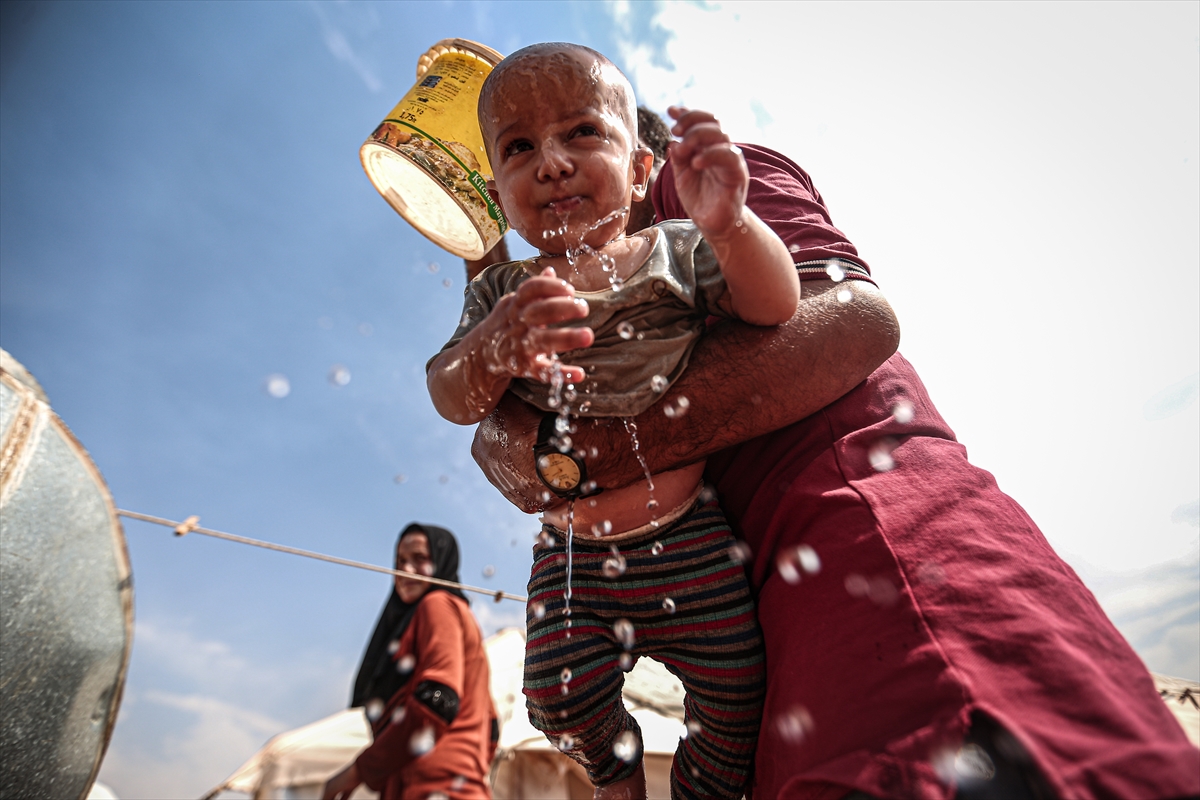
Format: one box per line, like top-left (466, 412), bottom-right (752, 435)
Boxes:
top-left (427, 268), bottom-right (594, 425)
top-left (668, 106), bottom-right (800, 325)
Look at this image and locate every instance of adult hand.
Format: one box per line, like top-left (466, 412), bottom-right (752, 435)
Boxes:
top-left (667, 106), bottom-right (749, 239)
top-left (321, 762), bottom-right (362, 800)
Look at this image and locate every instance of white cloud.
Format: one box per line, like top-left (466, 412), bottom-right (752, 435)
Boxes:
top-left (307, 0), bottom-right (384, 93)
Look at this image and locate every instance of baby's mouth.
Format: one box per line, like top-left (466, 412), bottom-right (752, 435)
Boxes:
top-left (546, 196), bottom-right (584, 214)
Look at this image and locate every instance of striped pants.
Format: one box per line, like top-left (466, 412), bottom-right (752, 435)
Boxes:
top-left (523, 499), bottom-right (765, 800)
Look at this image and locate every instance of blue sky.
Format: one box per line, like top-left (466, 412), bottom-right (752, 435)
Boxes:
top-left (1, 2), bottom-right (1196, 798)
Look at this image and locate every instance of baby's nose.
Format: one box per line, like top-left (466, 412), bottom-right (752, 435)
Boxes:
top-left (537, 142), bottom-right (573, 180)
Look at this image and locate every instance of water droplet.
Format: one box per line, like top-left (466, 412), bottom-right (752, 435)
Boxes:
top-left (358, 322), bottom-right (374, 336)
top-left (617, 321), bottom-right (636, 340)
top-left (450, 775), bottom-right (467, 792)
top-left (410, 726), bottom-right (436, 755)
top-left (646, 499), bottom-right (659, 512)
top-left (776, 706), bottom-right (814, 743)
top-left (619, 652), bottom-right (634, 671)
top-left (825, 263), bottom-right (845, 282)
top-left (538, 530), bottom-right (555, 548)
top-left (393, 474), bottom-right (407, 484)
top-left (603, 552), bottom-right (627, 578)
top-left (397, 654), bottom-right (416, 674)
top-left (365, 698), bottom-right (384, 721)
top-left (836, 287), bottom-right (853, 303)
top-left (663, 396), bottom-right (691, 418)
top-left (391, 706), bottom-right (407, 725)
top-left (685, 720), bottom-right (702, 739)
top-left (592, 520), bottom-right (613, 537)
top-left (443, 278), bottom-right (453, 288)
top-left (650, 374), bottom-right (669, 393)
top-left (660, 596), bottom-right (677, 614)
top-left (387, 640), bottom-right (400, 655)
top-left (428, 261), bottom-right (441, 273)
top-left (728, 542), bottom-right (753, 565)
top-left (318, 316), bottom-right (334, 330)
top-left (699, 485), bottom-right (717, 504)
top-left (328, 365), bottom-right (351, 386)
top-left (558, 734), bottom-right (575, 752)
top-left (651, 541), bottom-right (664, 556)
top-left (612, 731), bottom-right (640, 763)
top-left (613, 618), bottom-right (636, 650)
top-left (482, 565), bottom-right (495, 578)
top-left (264, 374), bottom-right (291, 398)
top-left (868, 440), bottom-right (895, 472)
top-left (915, 561), bottom-right (946, 585)
top-left (788, 243), bottom-right (802, 253)
top-left (438, 474), bottom-right (450, 484)
top-left (845, 573), bottom-right (870, 597)
top-left (555, 434), bottom-right (573, 452)
top-left (539, 490), bottom-right (553, 504)
top-left (868, 577), bottom-right (899, 606)
top-left (635, 332), bottom-right (644, 340)
top-left (581, 480), bottom-right (598, 495)
top-left (555, 415), bottom-right (571, 433)
top-left (777, 558), bottom-right (801, 585)
top-left (560, 667), bottom-right (573, 684)
top-left (955, 744), bottom-right (996, 782)
top-left (892, 400), bottom-right (915, 424)
top-left (561, 684), bottom-right (570, 695)
top-left (532, 601), bottom-right (546, 620)
top-left (797, 544), bottom-right (821, 574)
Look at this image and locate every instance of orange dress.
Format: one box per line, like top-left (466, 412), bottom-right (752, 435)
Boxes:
top-left (355, 591), bottom-right (497, 800)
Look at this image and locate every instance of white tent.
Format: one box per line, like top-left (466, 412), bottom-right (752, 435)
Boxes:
top-left (208, 627), bottom-right (686, 799)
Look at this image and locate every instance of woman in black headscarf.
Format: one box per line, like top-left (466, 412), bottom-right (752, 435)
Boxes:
top-left (324, 524), bottom-right (497, 800)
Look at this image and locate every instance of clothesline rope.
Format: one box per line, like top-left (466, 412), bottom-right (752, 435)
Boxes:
top-left (116, 509), bottom-right (528, 603)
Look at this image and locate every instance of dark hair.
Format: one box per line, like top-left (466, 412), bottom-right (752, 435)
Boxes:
top-left (636, 106), bottom-right (672, 166)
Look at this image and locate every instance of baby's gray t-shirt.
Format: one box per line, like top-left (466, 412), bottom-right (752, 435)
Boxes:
top-left (435, 220), bottom-right (727, 417)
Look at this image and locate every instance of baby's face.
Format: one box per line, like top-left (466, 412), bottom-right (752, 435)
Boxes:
top-left (481, 51), bottom-right (650, 255)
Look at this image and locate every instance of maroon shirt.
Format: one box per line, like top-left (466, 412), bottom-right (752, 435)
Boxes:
top-left (654, 144), bottom-right (1200, 799)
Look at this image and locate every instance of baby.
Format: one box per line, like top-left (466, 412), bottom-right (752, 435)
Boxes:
top-left (427, 43), bottom-right (798, 799)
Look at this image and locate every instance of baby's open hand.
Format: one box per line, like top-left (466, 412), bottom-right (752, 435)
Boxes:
top-left (668, 106), bottom-right (749, 240)
top-left (477, 267), bottom-right (593, 384)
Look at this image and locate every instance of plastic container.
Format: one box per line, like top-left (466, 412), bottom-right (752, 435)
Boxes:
top-left (360, 38), bottom-right (508, 260)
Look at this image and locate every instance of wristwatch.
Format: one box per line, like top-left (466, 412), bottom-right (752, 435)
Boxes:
top-left (533, 413), bottom-right (591, 499)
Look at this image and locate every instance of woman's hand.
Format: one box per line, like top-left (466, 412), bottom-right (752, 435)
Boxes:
top-left (667, 106), bottom-right (749, 241)
top-left (321, 762), bottom-right (363, 800)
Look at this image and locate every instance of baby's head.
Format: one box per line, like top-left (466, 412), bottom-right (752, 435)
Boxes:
top-left (478, 43), bottom-right (653, 255)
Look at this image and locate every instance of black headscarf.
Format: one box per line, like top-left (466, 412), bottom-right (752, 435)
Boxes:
top-left (350, 523), bottom-right (469, 708)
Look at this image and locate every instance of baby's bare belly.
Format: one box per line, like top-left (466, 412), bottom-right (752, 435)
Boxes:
top-left (540, 461), bottom-right (707, 535)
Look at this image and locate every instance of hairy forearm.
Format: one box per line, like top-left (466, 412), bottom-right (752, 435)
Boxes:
top-left (574, 278), bottom-right (897, 485)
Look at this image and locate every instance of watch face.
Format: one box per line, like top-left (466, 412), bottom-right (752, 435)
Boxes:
top-left (537, 452), bottom-right (581, 491)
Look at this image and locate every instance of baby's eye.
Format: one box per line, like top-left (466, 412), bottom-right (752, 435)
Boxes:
top-left (503, 139), bottom-right (533, 158)
top-left (572, 125), bottom-right (601, 139)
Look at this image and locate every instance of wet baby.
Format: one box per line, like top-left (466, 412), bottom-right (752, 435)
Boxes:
top-left (426, 43), bottom-right (798, 799)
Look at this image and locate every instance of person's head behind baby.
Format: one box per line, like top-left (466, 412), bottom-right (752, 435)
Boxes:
top-left (478, 43), bottom-right (653, 256)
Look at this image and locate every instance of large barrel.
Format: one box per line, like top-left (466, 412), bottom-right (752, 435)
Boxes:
top-left (0, 350), bottom-right (133, 799)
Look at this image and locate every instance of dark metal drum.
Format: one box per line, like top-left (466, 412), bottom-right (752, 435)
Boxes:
top-left (0, 350), bottom-right (133, 800)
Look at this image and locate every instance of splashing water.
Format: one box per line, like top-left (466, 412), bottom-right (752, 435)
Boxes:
top-left (410, 726), bottom-right (436, 755)
top-left (662, 597), bottom-right (676, 614)
top-left (264, 373), bottom-right (291, 398)
top-left (532, 601), bottom-right (546, 620)
top-left (592, 520), bottom-right (613, 537)
top-left (619, 652), bottom-right (634, 671)
top-left (836, 287), bottom-right (853, 303)
top-left (538, 530), bottom-right (555, 548)
top-left (776, 706), bottom-right (814, 743)
top-left (428, 261), bottom-right (440, 273)
top-left (482, 565), bottom-right (495, 578)
top-left (892, 400), bottom-right (915, 424)
top-left (663, 396), bottom-right (690, 418)
top-left (558, 734), bottom-right (575, 752)
top-left (612, 731), bottom-right (640, 763)
top-left (561, 667), bottom-right (572, 684)
top-left (825, 263), bottom-right (846, 282)
top-left (651, 541), bottom-right (664, 556)
top-left (622, 418), bottom-right (658, 520)
top-left (397, 654), bottom-right (416, 674)
top-left (564, 500), bottom-right (575, 620)
top-left (650, 374), bottom-right (669, 393)
top-left (365, 698), bottom-right (384, 721)
top-left (603, 546), bottom-right (627, 579)
top-left (868, 440), bottom-right (896, 472)
top-left (728, 541), bottom-right (753, 565)
top-left (613, 618), bottom-right (636, 650)
top-left (617, 321), bottom-right (636, 340)
top-left (685, 720), bottom-right (702, 739)
top-left (328, 365), bottom-right (351, 387)
top-left (387, 640), bottom-right (400, 655)
top-left (391, 706), bottom-right (407, 725)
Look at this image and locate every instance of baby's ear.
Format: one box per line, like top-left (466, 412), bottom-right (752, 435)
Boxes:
top-left (630, 145), bottom-right (655, 202)
top-left (486, 179), bottom-right (506, 215)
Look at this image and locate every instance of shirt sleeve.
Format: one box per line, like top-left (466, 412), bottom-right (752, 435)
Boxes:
top-left (355, 592), bottom-right (467, 791)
